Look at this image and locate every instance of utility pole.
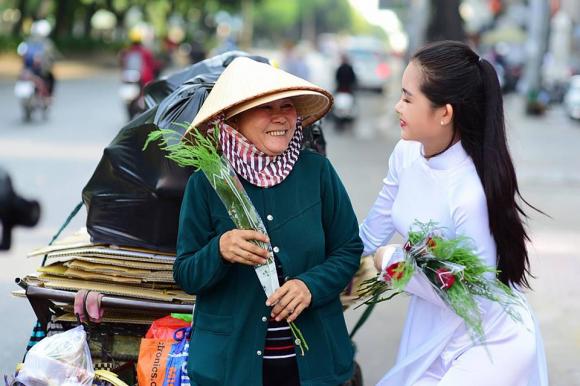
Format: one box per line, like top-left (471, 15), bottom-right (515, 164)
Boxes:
top-left (240, 0), bottom-right (254, 50)
top-left (522, 0), bottom-right (551, 114)
top-left (406, 0), bottom-right (430, 60)
top-left (300, 1), bottom-right (316, 44)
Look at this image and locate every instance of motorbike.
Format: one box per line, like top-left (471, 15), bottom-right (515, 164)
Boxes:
top-left (14, 68), bottom-right (50, 122)
top-left (332, 91), bottom-right (357, 132)
top-left (118, 69), bottom-right (145, 121)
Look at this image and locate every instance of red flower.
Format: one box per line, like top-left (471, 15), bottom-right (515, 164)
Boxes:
top-left (427, 237), bottom-right (436, 249)
top-left (435, 268), bottom-right (455, 290)
top-left (384, 262), bottom-right (404, 282)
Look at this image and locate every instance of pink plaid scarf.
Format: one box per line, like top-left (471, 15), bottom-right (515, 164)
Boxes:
top-left (218, 121), bottom-right (303, 188)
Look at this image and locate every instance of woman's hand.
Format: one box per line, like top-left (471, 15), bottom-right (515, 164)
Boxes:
top-left (374, 244), bottom-right (404, 272)
top-left (266, 279), bottom-right (312, 323)
top-left (374, 246), bottom-right (387, 271)
top-left (219, 230), bottom-right (269, 266)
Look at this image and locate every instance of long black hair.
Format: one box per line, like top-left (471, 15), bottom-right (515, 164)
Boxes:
top-left (412, 40), bottom-right (537, 288)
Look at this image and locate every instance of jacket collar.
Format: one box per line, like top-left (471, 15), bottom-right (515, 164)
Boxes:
top-left (421, 141), bottom-right (468, 170)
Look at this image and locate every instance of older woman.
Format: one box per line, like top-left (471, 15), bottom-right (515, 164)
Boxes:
top-left (174, 57), bottom-right (363, 386)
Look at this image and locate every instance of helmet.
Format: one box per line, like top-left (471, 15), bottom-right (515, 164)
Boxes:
top-left (30, 20), bottom-right (51, 37)
top-left (129, 28), bottom-right (143, 44)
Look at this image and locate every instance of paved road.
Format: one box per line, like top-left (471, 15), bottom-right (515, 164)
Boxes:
top-left (0, 61), bottom-right (579, 384)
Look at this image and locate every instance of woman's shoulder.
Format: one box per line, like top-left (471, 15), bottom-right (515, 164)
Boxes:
top-left (187, 169), bottom-right (207, 183)
top-left (185, 170), bottom-right (212, 193)
top-left (388, 139), bottom-right (422, 175)
top-left (392, 139), bottom-right (422, 161)
top-left (295, 150), bottom-right (341, 182)
top-left (296, 149), bottom-right (330, 170)
top-left (299, 148), bottom-right (326, 161)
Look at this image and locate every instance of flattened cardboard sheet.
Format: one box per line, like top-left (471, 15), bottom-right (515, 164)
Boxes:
top-left (46, 247), bottom-right (175, 262)
top-left (44, 255), bottom-right (173, 270)
top-left (33, 275), bottom-right (195, 303)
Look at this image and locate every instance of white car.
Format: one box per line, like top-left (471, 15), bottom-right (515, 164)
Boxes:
top-left (564, 75), bottom-right (580, 120)
top-left (347, 46), bottom-right (391, 92)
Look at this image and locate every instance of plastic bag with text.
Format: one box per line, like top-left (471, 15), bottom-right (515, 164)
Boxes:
top-left (137, 327), bottom-right (191, 386)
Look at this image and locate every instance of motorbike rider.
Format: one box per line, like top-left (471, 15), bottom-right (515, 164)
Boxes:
top-left (335, 53), bottom-right (357, 93)
top-left (331, 53), bottom-right (358, 131)
top-left (17, 19), bottom-right (57, 98)
top-left (119, 28), bottom-right (158, 88)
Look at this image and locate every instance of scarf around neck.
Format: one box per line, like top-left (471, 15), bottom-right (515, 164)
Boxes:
top-left (218, 120), bottom-right (303, 188)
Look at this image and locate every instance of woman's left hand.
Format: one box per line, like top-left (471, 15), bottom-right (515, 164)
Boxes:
top-left (266, 279), bottom-right (312, 323)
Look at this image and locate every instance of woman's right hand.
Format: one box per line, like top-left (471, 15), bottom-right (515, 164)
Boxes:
top-left (373, 246), bottom-right (386, 271)
top-left (219, 230), bottom-right (270, 266)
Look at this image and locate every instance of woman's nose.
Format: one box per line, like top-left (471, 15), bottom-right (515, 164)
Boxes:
top-left (394, 100), bottom-right (402, 114)
top-left (270, 106), bottom-right (287, 119)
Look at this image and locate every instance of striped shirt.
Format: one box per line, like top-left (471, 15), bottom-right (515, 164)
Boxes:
top-left (264, 258), bottom-right (296, 360)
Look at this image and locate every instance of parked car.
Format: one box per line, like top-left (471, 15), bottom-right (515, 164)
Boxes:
top-left (564, 75), bottom-right (580, 120)
top-left (347, 48), bottom-right (390, 92)
top-left (344, 37), bottom-right (391, 93)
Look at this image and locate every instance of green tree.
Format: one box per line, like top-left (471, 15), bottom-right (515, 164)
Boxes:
top-left (252, 0), bottom-right (373, 43)
top-left (253, 0), bottom-right (300, 41)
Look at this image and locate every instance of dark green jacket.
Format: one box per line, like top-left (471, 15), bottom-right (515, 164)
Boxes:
top-left (175, 150), bottom-right (363, 386)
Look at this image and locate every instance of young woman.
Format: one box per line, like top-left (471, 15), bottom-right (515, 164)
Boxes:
top-left (359, 41), bottom-right (548, 385)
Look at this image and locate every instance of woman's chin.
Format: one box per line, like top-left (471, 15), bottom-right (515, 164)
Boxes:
top-left (262, 139), bottom-right (291, 155)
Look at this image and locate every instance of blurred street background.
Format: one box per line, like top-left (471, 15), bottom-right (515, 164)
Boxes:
top-left (1, 0), bottom-right (579, 385)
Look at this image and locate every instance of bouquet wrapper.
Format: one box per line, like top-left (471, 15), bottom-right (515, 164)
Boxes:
top-left (202, 157), bottom-right (279, 296)
top-left (378, 244), bottom-right (448, 308)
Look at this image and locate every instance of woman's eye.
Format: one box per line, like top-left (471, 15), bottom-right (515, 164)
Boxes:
top-left (282, 104), bottom-right (294, 109)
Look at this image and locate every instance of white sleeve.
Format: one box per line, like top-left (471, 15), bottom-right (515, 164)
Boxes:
top-left (359, 141), bottom-right (404, 256)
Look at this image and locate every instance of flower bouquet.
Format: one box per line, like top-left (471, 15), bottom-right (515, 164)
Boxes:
top-left (143, 123), bottom-right (309, 355)
top-left (357, 221), bottom-right (524, 344)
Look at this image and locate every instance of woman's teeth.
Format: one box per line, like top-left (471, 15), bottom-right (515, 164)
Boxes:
top-left (267, 130), bottom-right (286, 137)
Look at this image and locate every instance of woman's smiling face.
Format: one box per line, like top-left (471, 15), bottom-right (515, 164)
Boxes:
top-left (394, 61), bottom-right (450, 147)
top-left (233, 98), bottom-right (298, 156)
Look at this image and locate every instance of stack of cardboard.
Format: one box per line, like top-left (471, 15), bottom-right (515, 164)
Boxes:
top-left (20, 228), bottom-right (194, 326)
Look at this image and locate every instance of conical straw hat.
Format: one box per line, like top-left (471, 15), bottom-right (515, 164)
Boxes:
top-left (187, 57), bottom-right (333, 132)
